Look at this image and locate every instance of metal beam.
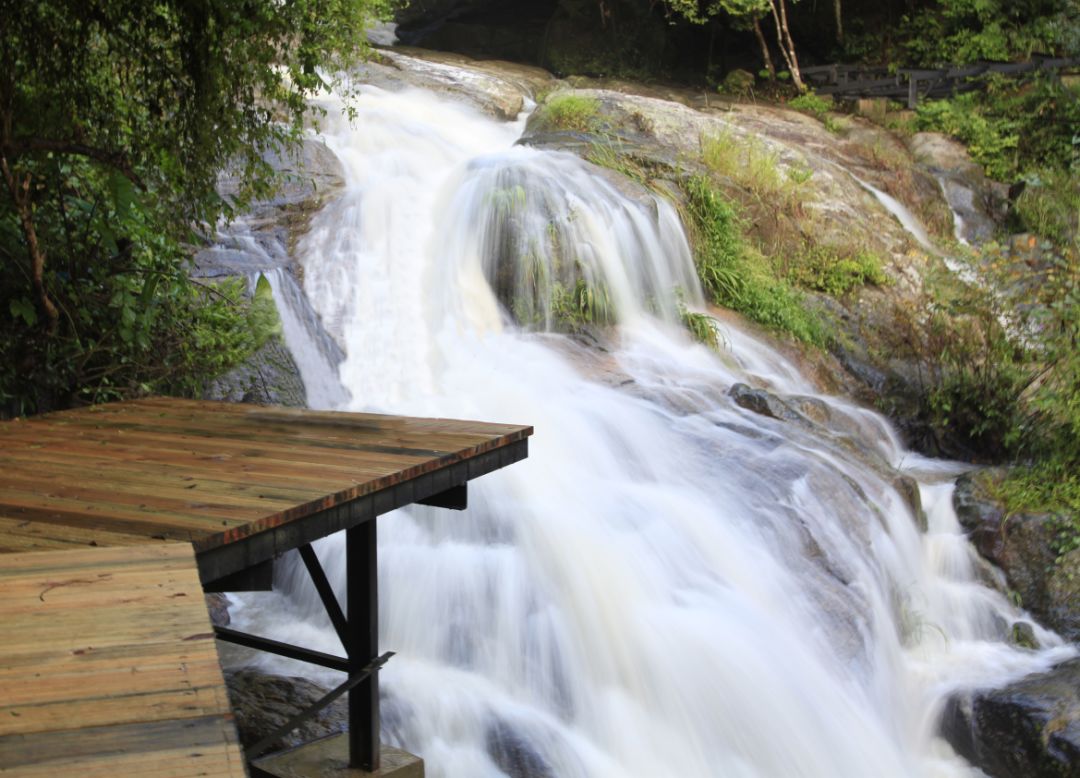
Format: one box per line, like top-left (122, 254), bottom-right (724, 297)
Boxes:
top-left (347, 518), bottom-right (380, 771)
top-left (417, 484), bottom-right (467, 510)
top-left (298, 544), bottom-right (350, 650)
top-left (194, 439), bottom-right (529, 584)
top-left (213, 626), bottom-right (349, 673)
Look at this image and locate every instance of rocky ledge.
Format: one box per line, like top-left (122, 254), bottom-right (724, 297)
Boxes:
top-left (954, 470), bottom-right (1080, 642)
top-left (942, 658), bottom-right (1080, 778)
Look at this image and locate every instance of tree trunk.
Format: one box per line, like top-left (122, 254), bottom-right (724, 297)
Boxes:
top-left (753, 17), bottom-right (776, 80)
top-left (768, 0), bottom-right (805, 92)
top-left (834, 0), bottom-right (843, 44)
top-left (1, 155), bottom-right (59, 333)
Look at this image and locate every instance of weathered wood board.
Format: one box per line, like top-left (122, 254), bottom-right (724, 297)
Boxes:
top-left (0, 398), bottom-right (532, 558)
top-left (0, 543), bottom-right (246, 776)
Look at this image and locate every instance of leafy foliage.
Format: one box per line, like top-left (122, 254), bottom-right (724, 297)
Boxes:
top-left (534, 93), bottom-right (602, 133)
top-left (681, 175), bottom-right (828, 345)
top-left (784, 243), bottom-right (888, 296)
top-left (0, 0), bottom-right (391, 415)
top-left (902, 0), bottom-right (1079, 66)
top-left (678, 302), bottom-right (723, 350)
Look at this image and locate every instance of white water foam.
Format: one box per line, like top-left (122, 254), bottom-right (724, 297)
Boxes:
top-left (231, 75), bottom-right (1075, 778)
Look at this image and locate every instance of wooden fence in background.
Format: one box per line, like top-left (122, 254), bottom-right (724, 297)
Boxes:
top-left (802, 55), bottom-right (1080, 108)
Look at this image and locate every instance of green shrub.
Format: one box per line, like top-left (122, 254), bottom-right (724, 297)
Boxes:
top-left (1012, 169), bottom-right (1080, 246)
top-left (535, 94), bottom-right (602, 133)
top-left (915, 76), bottom-right (1080, 182)
top-left (681, 176), bottom-right (828, 346)
top-left (679, 303), bottom-right (722, 350)
top-left (701, 133), bottom-right (812, 215)
top-left (550, 278), bottom-right (614, 331)
top-left (786, 244), bottom-right (889, 296)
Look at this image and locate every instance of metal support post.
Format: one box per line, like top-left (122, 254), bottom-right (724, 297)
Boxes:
top-left (347, 518), bottom-right (380, 771)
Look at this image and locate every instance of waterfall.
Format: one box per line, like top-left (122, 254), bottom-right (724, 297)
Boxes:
top-left (230, 78), bottom-right (1074, 777)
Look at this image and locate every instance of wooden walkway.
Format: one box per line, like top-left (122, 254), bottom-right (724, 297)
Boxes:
top-left (803, 55), bottom-right (1080, 107)
top-left (0, 397), bottom-right (532, 584)
top-left (0, 543), bottom-right (245, 776)
top-left (0, 398), bottom-right (533, 774)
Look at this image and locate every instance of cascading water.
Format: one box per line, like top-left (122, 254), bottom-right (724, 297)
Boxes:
top-left (229, 75), bottom-right (1075, 777)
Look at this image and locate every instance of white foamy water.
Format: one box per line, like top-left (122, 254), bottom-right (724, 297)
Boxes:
top-left (231, 75), bottom-right (1074, 777)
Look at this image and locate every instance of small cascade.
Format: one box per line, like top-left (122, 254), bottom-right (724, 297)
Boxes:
top-left (229, 73), bottom-right (1075, 778)
top-left (854, 176), bottom-right (938, 252)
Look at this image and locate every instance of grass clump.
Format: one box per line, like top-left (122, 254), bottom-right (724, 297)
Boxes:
top-left (787, 93), bottom-right (841, 133)
top-left (550, 278), bottom-right (614, 330)
top-left (678, 301), bottom-right (722, 350)
top-left (992, 464), bottom-right (1080, 567)
top-left (785, 244), bottom-right (889, 297)
top-left (681, 175), bottom-right (828, 346)
top-left (701, 132), bottom-right (813, 216)
top-left (1012, 169), bottom-right (1080, 247)
top-left (535, 93), bottom-right (601, 133)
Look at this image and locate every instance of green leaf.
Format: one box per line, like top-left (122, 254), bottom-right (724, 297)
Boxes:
top-left (9, 298), bottom-right (38, 327)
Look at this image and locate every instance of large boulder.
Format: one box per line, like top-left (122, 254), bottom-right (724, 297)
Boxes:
top-left (519, 85), bottom-right (971, 454)
top-left (225, 669), bottom-right (349, 754)
top-left (942, 658), bottom-right (1080, 777)
top-left (954, 470), bottom-right (1080, 642)
top-left (194, 136), bottom-right (349, 408)
top-left (908, 132), bottom-right (1003, 245)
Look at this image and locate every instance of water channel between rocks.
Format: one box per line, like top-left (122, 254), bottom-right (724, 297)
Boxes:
top-left (228, 73), bottom-right (1075, 778)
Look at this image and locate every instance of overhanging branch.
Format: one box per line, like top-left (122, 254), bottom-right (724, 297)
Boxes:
top-left (5, 138), bottom-right (145, 189)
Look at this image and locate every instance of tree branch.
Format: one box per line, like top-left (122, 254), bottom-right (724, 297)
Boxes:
top-left (1, 154), bottom-right (60, 333)
top-left (4, 138), bottom-right (144, 189)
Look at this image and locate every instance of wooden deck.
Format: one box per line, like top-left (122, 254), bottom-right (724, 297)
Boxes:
top-left (0, 543), bottom-right (245, 776)
top-left (0, 397), bottom-right (532, 583)
top-left (0, 397), bottom-right (533, 774)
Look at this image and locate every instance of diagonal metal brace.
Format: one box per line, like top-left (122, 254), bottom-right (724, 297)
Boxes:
top-left (244, 651), bottom-right (395, 760)
top-left (214, 626), bottom-right (349, 672)
top-left (298, 543), bottom-right (350, 651)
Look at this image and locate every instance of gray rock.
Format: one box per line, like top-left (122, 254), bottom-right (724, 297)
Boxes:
top-left (1010, 621), bottom-right (1040, 650)
top-left (204, 336), bottom-right (307, 408)
top-left (729, 382), bottom-right (803, 422)
top-left (486, 719), bottom-right (555, 778)
top-left (225, 669), bottom-right (348, 754)
top-left (954, 470), bottom-right (1080, 642)
top-left (909, 132), bottom-right (1001, 244)
top-left (205, 593), bottom-right (231, 627)
top-left (941, 658), bottom-right (1080, 778)
top-left (893, 473), bottom-right (928, 533)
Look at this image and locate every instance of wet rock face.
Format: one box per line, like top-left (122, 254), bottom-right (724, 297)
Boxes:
top-left (225, 669), bottom-right (349, 755)
top-left (204, 338), bottom-right (307, 408)
top-left (486, 719), bottom-right (555, 778)
top-left (195, 136), bottom-right (349, 409)
top-left (954, 471), bottom-right (1080, 642)
top-left (729, 382), bottom-right (803, 423)
top-left (908, 132), bottom-right (1001, 244)
top-left (941, 658), bottom-right (1080, 778)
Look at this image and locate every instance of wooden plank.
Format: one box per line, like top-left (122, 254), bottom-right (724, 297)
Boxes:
top-left (0, 543), bottom-right (244, 776)
top-left (0, 399), bottom-right (533, 555)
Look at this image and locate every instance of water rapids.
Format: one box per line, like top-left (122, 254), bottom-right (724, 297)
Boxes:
top-left (229, 75), bottom-right (1073, 778)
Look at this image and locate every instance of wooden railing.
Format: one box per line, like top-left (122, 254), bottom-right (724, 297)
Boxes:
top-left (802, 55), bottom-right (1080, 108)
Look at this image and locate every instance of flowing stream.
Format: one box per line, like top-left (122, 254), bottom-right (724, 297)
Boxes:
top-left (230, 73), bottom-right (1074, 777)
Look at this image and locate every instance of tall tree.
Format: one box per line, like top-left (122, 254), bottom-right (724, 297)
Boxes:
top-left (663, 0), bottom-right (804, 89)
top-left (0, 0), bottom-right (392, 414)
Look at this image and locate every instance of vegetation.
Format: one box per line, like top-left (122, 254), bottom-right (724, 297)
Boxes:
top-left (681, 175), bottom-right (829, 346)
top-left (1, 0), bottom-right (391, 416)
top-left (550, 278), bottom-right (615, 331)
top-left (679, 302), bottom-right (723, 350)
top-left (786, 93), bottom-right (841, 133)
top-left (991, 464), bottom-right (1080, 568)
top-left (533, 93), bottom-right (602, 133)
top-left (784, 244), bottom-right (888, 296)
top-left (700, 132), bottom-right (812, 216)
